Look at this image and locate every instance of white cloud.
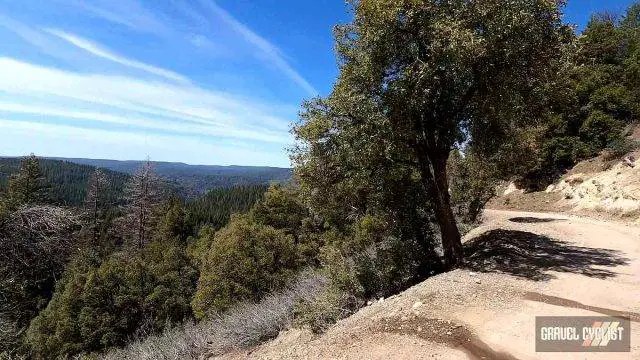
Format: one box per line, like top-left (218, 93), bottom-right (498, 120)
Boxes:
top-left (198, 0), bottom-right (318, 96)
top-left (0, 102), bottom-right (289, 144)
top-left (189, 34), bottom-right (216, 49)
top-left (57, 0), bottom-right (317, 96)
top-left (67, 0), bottom-right (172, 35)
top-left (0, 118), bottom-right (288, 166)
top-left (0, 0), bottom-right (312, 167)
top-left (44, 29), bottom-right (189, 83)
top-left (0, 57), bottom-right (293, 131)
top-left (0, 58), bottom-right (293, 147)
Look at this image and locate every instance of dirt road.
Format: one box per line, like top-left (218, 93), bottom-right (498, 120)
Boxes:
top-left (218, 209), bottom-right (640, 359)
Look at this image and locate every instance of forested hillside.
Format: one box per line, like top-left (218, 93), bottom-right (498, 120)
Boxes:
top-left (0, 155), bottom-right (270, 358)
top-left (0, 157), bottom-right (129, 206)
top-left (51, 157), bottom-right (292, 197)
top-left (186, 185), bottom-right (268, 231)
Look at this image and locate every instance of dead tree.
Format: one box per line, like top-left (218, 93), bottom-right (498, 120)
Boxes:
top-left (83, 169), bottom-right (110, 248)
top-left (119, 161), bottom-right (163, 250)
top-left (0, 205), bottom-right (78, 350)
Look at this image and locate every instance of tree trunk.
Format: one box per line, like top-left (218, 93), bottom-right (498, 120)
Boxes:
top-left (418, 151), bottom-right (464, 269)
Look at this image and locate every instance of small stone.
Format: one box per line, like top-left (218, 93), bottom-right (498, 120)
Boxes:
top-left (378, 297), bottom-right (385, 303)
top-left (446, 331), bottom-right (452, 336)
top-left (401, 316), bottom-right (409, 322)
top-left (367, 301), bottom-right (373, 306)
top-left (412, 301), bottom-right (423, 309)
top-left (417, 326), bottom-right (423, 332)
top-left (469, 271), bottom-right (477, 276)
top-left (475, 279), bottom-right (481, 284)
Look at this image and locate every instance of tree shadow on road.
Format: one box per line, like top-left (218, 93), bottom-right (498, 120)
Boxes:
top-left (463, 230), bottom-right (629, 281)
top-left (509, 217), bottom-right (566, 224)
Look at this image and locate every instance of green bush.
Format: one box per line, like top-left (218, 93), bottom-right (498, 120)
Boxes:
top-left (588, 86), bottom-right (637, 121)
top-left (603, 138), bottom-right (640, 160)
top-left (25, 253), bottom-right (144, 358)
top-left (249, 185), bottom-right (322, 266)
top-left (25, 201), bottom-right (198, 359)
top-left (318, 215), bottom-right (437, 303)
top-left (191, 215), bottom-right (300, 318)
top-left (448, 151), bottom-right (497, 223)
top-left (580, 110), bottom-right (625, 150)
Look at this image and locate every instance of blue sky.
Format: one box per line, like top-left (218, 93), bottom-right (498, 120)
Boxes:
top-left (0, 0), bottom-right (635, 167)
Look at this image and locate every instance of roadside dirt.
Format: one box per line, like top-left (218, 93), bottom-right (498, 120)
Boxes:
top-left (489, 150), bottom-right (640, 223)
top-left (215, 209), bottom-right (640, 360)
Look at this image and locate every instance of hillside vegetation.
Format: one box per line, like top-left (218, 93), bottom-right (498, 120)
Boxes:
top-left (51, 157), bottom-right (291, 198)
top-left (0, 157), bottom-right (129, 206)
top-left (2, 1), bottom-right (640, 359)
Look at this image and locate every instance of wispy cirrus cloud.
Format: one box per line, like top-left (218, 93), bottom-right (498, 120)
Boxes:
top-left (0, 118), bottom-right (283, 166)
top-left (44, 29), bottom-right (190, 83)
top-left (66, 0), bottom-right (172, 35)
top-left (0, 0), bottom-right (319, 166)
top-left (0, 57), bottom-right (293, 143)
top-left (60, 0), bottom-right (318, 95)
top-left (197, 0), bottom-right (318, 96)
top-left (0, 101), bottom-right (288, 143)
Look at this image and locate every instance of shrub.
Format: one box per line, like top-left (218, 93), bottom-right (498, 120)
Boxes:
top-left (100, 272), bottom-right (328, 360)
top-left (25, 206), bottom-right (198, 359)
top-left (580, 110), bottom-right (625, 150)
top-left (249, 184), bottom-right (323, 266)
top-left (293, 284), bottom-right (359, 334)
top-left (603, 137), bottom-right (640, 160)
top-left (185, 225), bottom-right (216, 268)
top-left (25, 253), bottom-right (143, 359)
top-left (448, 151), bottom-right (497, 223)
top-left (191, 215), bottom-right (301, 318)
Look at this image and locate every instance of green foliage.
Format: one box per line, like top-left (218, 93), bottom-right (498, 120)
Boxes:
top-left (185, 184), bottom-right (267, 233)
top-left (250, 184), bottom-right (307, 236)
top-left (186, 225), bottom-right (216, 268)
top-left (293, 284), bottom-right (359, 334)
top-left (0, 157), bottom-right (128, 207)
top-left (294, 0), bottom-right (569, 267)
top-left (526, 2), bottom-right (640, 187)
top-left (448, 150), bottom-right (497, 223)
top-left (0, 157), bottom-right (79, 356)
top-left (249, 184), bottom-right (322, 265)
top-left (26, 253), bottom-right (145, 358)
top-left (5, 154), bottom-right (48, 206)
top-left (580, 110), bottom-right (625, 149)
top-left (191, 214), bottom-right (300, 318)
top-left (25, 200), bottom-right (198, 358)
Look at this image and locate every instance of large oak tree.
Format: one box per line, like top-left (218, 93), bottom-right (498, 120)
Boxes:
top-left (294, 0), bottom-right (569, 268)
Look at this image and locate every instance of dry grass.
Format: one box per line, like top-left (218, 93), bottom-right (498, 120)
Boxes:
top-left (98, 271), bottom-right (328, 360)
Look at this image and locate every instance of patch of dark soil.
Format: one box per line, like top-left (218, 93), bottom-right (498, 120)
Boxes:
top-left (375, 317), bottom-right (519, 360)
top-left (508, 217), bottom-right (566, 223)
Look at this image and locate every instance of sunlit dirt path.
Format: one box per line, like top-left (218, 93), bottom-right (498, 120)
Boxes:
top-left (216, 209), bottom-right (640, 360)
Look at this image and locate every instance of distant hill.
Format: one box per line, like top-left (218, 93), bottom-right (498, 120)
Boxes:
top-left (0, 158), bottom-right (129, 206)
top-left (49, 157), bottom-right (292, 198)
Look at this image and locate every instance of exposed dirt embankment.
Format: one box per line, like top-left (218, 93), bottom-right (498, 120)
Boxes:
top-left (490, 151), bottom-right (640, 223)
top-left (214, 210), bottom-right (640, 360)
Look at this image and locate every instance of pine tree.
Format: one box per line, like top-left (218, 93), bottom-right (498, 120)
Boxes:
top-left (6, 154), bottom-right (48, 206)
top-left (119, 161), bottom-right (163, 250)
